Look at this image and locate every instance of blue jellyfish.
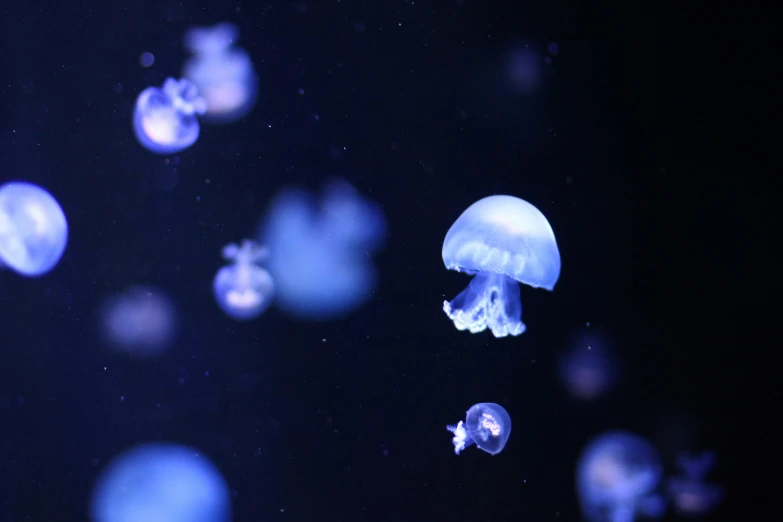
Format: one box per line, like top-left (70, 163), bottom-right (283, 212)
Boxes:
top-left (576, 431), bottom-right (666, 522)
top-left (442, 195), bottom-right (561, 338)
top-left (182, 22), bottom-right (257, 124)
top-left (0, 181), bottom-right (68, 277)
top-left (558, 331), bottom-right (617, 401)
top-left (101, 286), bottom-right (178, 357)
top-left (666, 451), bottom-right (723, 517)
top-left (259, 179), bottom-right (386, 321)
top-left (90, 442), bottom-right (232, 522)
top-left (213, 239), bottom-right (274, 321)
top-left (133, 77), bottom-right (206, 154)
top-left (446, 402), bottom-right (511, 455)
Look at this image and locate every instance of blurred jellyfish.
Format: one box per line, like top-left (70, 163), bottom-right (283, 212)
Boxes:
top-left (446, 402), bottom-right (511, 456)
top-left (100, 286), bottom-right (177, 358)
top-left (182, 22), bottom-right (257, 124)
top-left (213, 239), bottom-right (274, 321)
top-left (133, 77), bottom-right (206, 154)
top-left (505, 46), bottom-right (543, 94)
top-left (576, 431), bottom-right (666, 522)
top-left (442, 195), bottom-right (560, 338)
top-left (558, 331), bottom-right (617, 400)
top-left (666, 451), bottom-right (723, 517)
top-left (0, 181), bottom-right (68, 277)
top-left (90, 442), bottom-right (231, 522)
top-left (259, 178), bottom-right (386, 320)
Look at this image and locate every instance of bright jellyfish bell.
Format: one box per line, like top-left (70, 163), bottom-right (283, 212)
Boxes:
top-left (213, 239), bottom-right (274, 321)
top-left (133, 77), bottom-right (207, 154)
top-left (442, 195), bottom-right (561, 337)
top-left (446, 402), bottom-right (511, 455)
top-left (0, 181), bottom-right (68, 277)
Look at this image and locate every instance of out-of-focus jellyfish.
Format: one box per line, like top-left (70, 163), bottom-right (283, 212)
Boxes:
top-left (182, 22), bottom-right (257, 124)
top-left (576, 431), bottom-right (666, 522)
top-left (0, 181), bottom-right (68, 277)
top-left (90, 442), bottom-right (232, 522)
top-left (558, 331), bottom-right (617, 400)
top-left (259, 178), bottom-right (386, 320)
top-left (442, 195), bottom-right (560, 338)
top-left (213, 239), bottom-right (274, 321)
top-left (446, 402), bottom-right (511, 456)
top-left (133, 77), bottom-right (206, 154)
top-left (100, 286), bottom-right (177, 358)
top-left (666, 451), bottom-right (723, 517)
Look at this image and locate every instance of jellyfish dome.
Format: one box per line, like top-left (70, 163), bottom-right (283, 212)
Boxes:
top-left (442, 195), bottom-right (561, 338)
top-left (0, 181), bottom-right (68, 277)
top-left (100, 286), bottom-right (178, 358)
top-left (90, 442), bottom-right (232, 522)
top-left (576, 431), bottom-right (666, 522)
top-left (213, 239), bottom-right (275, 321)
top-left (446, 402), bottom-right (511, 455)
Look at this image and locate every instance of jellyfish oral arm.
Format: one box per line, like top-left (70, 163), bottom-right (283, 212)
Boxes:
top-left (447, 421), bottom-right (475, 455)
top-left (443, 271), bottom-right (526, 338)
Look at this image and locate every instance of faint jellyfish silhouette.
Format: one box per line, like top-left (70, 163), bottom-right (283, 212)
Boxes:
top-left (0, 181), bottom-right (68, 277)
top-left (90, 442), bottom-right (232, 522)
top-left (558, 331), bottom-right (617, 400)
top-left (133, 77), bottom-right (206, 154)
top-left (182, 22), bottom-right (257, 124)
top-left (213, 239), bottom-right (274, 321)
top-left (446, 402), bottom-right (511, 456)
top-left (442, 195), bottom-right (561, 338)
top-left (666, 451), bottom-right (723, 517)
top-left (100, 286), bottom-right (177, 358)
top-left (259, 178), bottom-right (386, 320)
top-left (504, 46), bottom-right (543, 94)
top-left (576, 431), bottom-right (666, 522)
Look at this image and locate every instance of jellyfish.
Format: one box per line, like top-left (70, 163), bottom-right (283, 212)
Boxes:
top-left (182, 22), bottom-right (257, 124)
top-left (442, 195), bottom-right (561, 338)
top-left (558, 331), bottom-right (617, 400)
top-left (133, 77), bottom-right (206, 154)
top-left (666, 451), bottom-right (723, 517)
top-left (576, 431), bottom-right (666, 522)
top-left (446, 402), bottom-right (511, 455)
top-left (259, 179), bottom-right (386, 321)
top-left (100, 286), bottom-right (177, 358)
top-left (0, 181), bottom-right (68, 277)
top-left (90, 442), bottom-right (232, 522)
top-left (213, 239), bottom-right (274, 321)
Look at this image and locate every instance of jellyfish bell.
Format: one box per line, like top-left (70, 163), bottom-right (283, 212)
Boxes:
top-left (213, 239), bottom-right (274, 321)
top-left (446, 402), bottom-right (512, 456)
top-left (100, 285), bottom-right (177, 358)
top-left (442, 195), bottom-right (561, 338)
top-left (0, 181), bottom-right (68, 277)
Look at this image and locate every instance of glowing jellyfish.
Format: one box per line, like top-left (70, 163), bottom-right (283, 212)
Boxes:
top-left (666, 451), bottom-right (723, 517)
top-left (576, 431), bottom-right (666, 522)
top-left (133, 77), bottom-right (206, 154)
top-left (90, 442), bottom-right (231, 522)
top-left (442, 195), bottom-right (560, 338)
top-left (558, 331), bottom-right (617, 400)
top-left (0, 181), bottom-right (68, 277)
top-left (213, 239), bottom-right (274, 321)
top-left (100, 286), bottom-right (177, 358)
top-left (260, 179), bottom-right (386, 320)
top-left (182, 22), bottom-right (257, 124)
top-left (446, 402), bottom-right (511, 456)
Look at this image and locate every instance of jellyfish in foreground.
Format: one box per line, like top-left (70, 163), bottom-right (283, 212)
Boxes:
top-left (576, 431), bottom-right (666, 522)
top-left (100, 286), bottom-right (177, 358)
top-left (90, 442), bottom-right (231, 522)
top-left (666, 451), bottom-right (723, 517)
top-left (213, 239), bottom-right (274, 321)
top-left (133, 77), bottom-right (206, 154)
top-left (446, 402), bottom-right (511, 456)
top-left (0, 181), bottom-right (68, 277)
top-left (183, 22), bottom-right (257, 124)
top-left (259, 179), bottom-right (386, 320)
top-left (442, 195), bottom-right (561, 338)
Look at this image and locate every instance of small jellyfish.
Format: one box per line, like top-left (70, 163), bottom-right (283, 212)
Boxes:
top-left (133, 77), bottom-right (206, 154)
top-left (576, 431), bottom-right (666, 522)
top-left (183, 22), bottom-right (257, 124)
top-left (558, 331), bottom-right (617, 400)
top-left (446, 402), bottom-right (511, 455)
top-left (100, 285), bottom-right (177, 358)
top-left (213, 239), bottom-right (274, 321)
top-left (666, 451), bottom-right (723, 517)
top-left (0, 181), bottom-right (68, 277)
top-left (442, 195), bottom-right (561, 338)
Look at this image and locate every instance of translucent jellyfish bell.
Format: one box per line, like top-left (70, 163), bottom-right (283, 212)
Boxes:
top-left (213, 239), bottom-right (274, 321)
top-left (183, 22), bottom-right (257, 124)
top-left (100, 286), bottom-right (178, 358)
top-left (576, 431), bottom-right (666, 522)
top-left (133, 77), bottom-right (207, 154)
top-left (442, 195), bottom-right (561, 338)
top-left (666, 451), bottom-right (723, 517)
top-left (446, 402), bottom-right (511, 455)
top-left (0, 181), bottom-right (68, 277)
